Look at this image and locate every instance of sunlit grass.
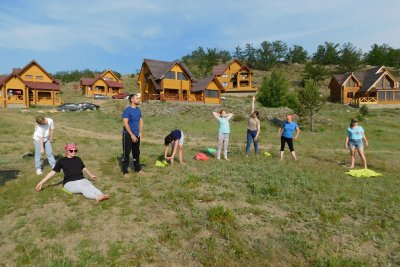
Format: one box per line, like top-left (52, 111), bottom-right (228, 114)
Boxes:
top-left (0, 85), bottom-right (399, 265)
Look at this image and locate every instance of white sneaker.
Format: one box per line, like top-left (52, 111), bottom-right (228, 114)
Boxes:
top-left (36, 168), bottom-right (42, 175)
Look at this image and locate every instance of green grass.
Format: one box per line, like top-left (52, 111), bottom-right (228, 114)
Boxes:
top-left (0, 82), bottom-right (400, 266)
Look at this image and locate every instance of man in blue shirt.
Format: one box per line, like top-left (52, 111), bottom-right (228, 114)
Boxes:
top-left (122, 94), bottom-right (144, 176)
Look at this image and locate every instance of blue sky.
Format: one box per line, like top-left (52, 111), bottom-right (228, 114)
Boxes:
top-left (1, 0), bottom-right (400, 75)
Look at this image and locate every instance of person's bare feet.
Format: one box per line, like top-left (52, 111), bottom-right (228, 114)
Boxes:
top-left (137, 170), bottom-right (146, 175)
top-left (123, 172), bottom-right (130, 178)
top-left (96, 194), bottom-right (109, 202)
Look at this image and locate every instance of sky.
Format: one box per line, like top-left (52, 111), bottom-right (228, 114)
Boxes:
top-left (1, 0), bottom-right (400, 75)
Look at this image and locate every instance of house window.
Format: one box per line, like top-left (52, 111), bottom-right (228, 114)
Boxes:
top-left (25, 75), bottom-right (33, 79)
top-left (177, 72), bottom-right (188, 81)
top-left (223, 82), bottom-right (228, 87)
top-left (394, 91), bottom-right (400, 100)
top-left (36, 76), bottom-right (43, 80)
top-left (378, 91), bottom-right (385, 101)
top-left (222, 74), bottom-right (228, 78)
top-left (231, 74), bottom-right (235, 78)
top-left (104, 77), bottom-right (114, 81)
top-left (347, 92), bottom-right (354, 98)
top-left (204, 90), bottom-right (219, 98)
top-left (164, 71), bottom-right (175, 79)
top-left (384, 77), bottom-right (392, 89)
top-left (95, 86), bottom-right (105, 92)
top-left (387, 91), bottom-right (393, 101)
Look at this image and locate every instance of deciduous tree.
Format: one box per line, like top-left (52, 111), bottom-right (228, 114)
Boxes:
top-left (258, 70), bottom-right (290, 107)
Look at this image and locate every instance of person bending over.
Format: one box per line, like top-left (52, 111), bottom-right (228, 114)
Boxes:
top-left (164, 129), bottom-right (185, 165)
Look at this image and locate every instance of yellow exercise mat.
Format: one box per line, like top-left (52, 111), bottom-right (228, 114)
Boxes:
top-left (264, 151), bottom-right (272, 157)
top-left (345, 169), bottom-right (382, 177)
top-left (155, 160), bottom-right (168, 167)
top-left (62, 187), bottom-right (73, 194)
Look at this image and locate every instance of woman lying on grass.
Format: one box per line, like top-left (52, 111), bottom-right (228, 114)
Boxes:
top-left (35, 143), bottom-right (109, 202)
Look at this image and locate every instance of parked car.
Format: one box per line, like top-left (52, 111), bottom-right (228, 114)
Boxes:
top-left (112, 92), bottom-right (130, 99)
top-left (57, 103), bottom-right (80, 112)
top-left (94, 94), bottom-right (108, 100)
top-left (77, 102), bottom-right (100, 111)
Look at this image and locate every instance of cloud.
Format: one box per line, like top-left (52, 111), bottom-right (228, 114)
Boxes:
top-left (1, 0), bottom-right (400, 73)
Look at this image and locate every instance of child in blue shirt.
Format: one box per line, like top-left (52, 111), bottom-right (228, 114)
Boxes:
top-left (344, 118), bottom-right (368, 169)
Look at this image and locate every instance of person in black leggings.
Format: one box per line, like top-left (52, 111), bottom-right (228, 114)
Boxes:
top-left (278, 114), bottom-right (300, 160)
top-left (122, 94), bottom-right (144, 176)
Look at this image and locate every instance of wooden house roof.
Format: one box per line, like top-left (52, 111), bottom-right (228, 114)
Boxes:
top-left (0, 60), bottom-right (60, 91)
top-left (80, 70), bottom-right (124, 87)
top-left (24, 81), bottom-right (60, 90)
top-left (191, 76), bottom-right (224, 93)
top-left (212, 64), bottom-right (229, 76)
top-left (18, 60), bottom-right (59, 84)
top-left (0, 75), bottom-right (7, 84)
top-left (212, 59), bottom-right (252, 76)
top-left (143, 59), bottom-right (196, 81)
top-left (81, 78), bottom-right (96, 86)
top-left (104, 80), bottom-right (125, 88)
top-left (12, 68), bottom-right (22, 75)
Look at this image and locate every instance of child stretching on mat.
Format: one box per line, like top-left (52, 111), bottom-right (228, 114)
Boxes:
top-left (35, 143), bottom-right (109, 202)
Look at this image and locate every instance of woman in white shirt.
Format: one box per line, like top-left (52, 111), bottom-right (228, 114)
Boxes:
top-left (33, 116), bottom-right (56, 175)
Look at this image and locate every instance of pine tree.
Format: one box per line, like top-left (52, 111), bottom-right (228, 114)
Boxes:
top-left (296, 79), bottom-right (325, 131)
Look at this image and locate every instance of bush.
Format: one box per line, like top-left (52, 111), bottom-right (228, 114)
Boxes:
top-left (232, 114), bottom-right (245, 122)
top-left (258, 70), bottom-right (290, 107)
top-left (358, 105), bottom-right (369, 120)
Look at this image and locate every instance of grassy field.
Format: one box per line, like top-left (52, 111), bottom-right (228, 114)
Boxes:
top-left (0, 82), bottom-right (400, 266)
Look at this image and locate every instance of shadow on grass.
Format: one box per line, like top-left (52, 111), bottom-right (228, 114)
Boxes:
top-left (0, 169), bottom-right (20, 186)
top-left (117, 154), bottom-right (147, 173)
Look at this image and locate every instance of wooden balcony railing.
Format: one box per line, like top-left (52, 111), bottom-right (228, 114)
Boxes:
top-left (350, 97), bottom-right (378, 104)
top-left (8, 95), bottom-right (24, 102)
top-left (142, 93), bottom-right (161, 101)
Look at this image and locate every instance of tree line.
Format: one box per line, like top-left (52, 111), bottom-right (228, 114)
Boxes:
top-left (53, 69), bottom-right (122, 83)
top-left (182, 42), bottom-right (400, 77)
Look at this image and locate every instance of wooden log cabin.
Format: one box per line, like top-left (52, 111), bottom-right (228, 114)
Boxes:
top-left (329, 66), bottom-right (400, 105)
top-left (80, 70), bottom-right (124, 97)
top-left (138, 59), bottom-right (225, 104)
top-left (191, 76), bottom-right (225, 104)
top-left (212, 60), bottom-right (256, 93)
top-left (0, 60), bottom-right (62, 108)
top-left (138, 59), bottom-right (195, 102)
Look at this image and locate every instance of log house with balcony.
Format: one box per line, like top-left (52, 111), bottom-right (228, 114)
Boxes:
top-left (329, 66), bottom-right (400, 106)
top-left (212, 60), bottom-right (256, 93)
top-left (80, 70), bottom-right (124, 97)
top-left (0, 60), bottom-right (61, 108)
